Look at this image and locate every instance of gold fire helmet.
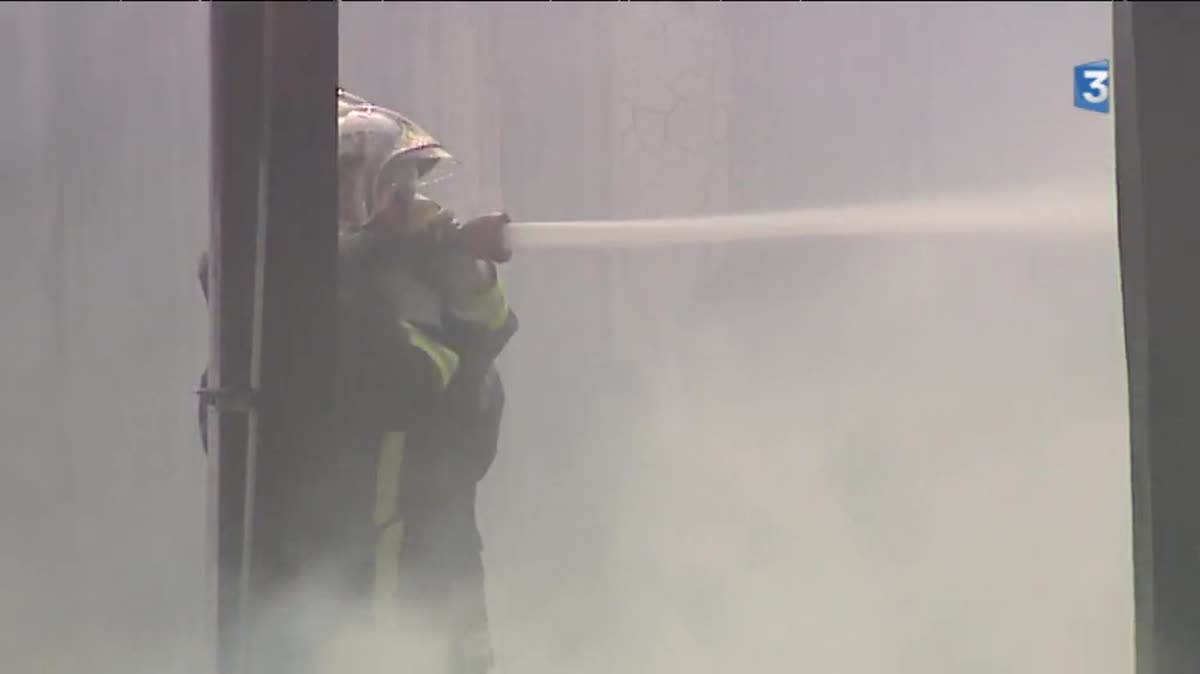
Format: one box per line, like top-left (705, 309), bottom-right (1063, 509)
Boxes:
top-left (337, 87), bottom-right (456, 230)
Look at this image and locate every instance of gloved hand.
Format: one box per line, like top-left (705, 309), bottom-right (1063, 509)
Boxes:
top-left (447, 212), bottom-right (512, 264)
top-left (383, 202), bottom-right (511, 267)
top-left (424, 209), bottom-right (514, 333)
top-left (430, 247), bottom-right (501, 324)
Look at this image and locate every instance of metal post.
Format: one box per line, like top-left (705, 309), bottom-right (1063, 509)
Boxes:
top-left (208, 4), bottom-right (265, 673)
top-left (1114, 4), bottom-right (1200, 673)
top-left (209, 3), bottom-right (338, 673)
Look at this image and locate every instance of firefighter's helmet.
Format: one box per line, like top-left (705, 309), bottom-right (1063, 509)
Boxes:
top-left (337, 88), bottom-right (456, 230)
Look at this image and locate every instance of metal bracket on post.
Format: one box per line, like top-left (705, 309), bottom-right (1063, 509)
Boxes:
top-left (196, 387), bottom-right (260, 415)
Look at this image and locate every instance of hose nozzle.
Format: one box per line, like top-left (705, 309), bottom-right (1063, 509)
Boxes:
top-left (449, 212), bottom-right (513, 263)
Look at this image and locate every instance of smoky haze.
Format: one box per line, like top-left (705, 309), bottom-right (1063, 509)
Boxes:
top-left (0, 3), bottom-right (1129, 674)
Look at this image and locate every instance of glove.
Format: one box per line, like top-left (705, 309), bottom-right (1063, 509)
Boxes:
top-left (430, 247), bottom-right (503, 328)
top-left (385, 201), bottom-right (512, 266)
top-left (446, 212), bottom-right (513, 264)
top-left (424, 209), bottom-right (514, 332)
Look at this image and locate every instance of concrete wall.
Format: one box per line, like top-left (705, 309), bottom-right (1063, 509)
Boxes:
top-left (0, 4), bottom-right (210, 673)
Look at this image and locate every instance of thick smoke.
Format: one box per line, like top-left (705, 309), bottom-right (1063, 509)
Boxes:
top-left (477, 203), bottom-right (1132, 674)
top-left (0, 3), bottom-right (1131, 674)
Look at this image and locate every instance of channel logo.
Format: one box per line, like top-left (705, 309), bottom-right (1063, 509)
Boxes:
top-left (1074, 59), bottom-right (1111, 114)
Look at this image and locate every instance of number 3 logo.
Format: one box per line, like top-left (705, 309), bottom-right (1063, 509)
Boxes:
top-left (1074, 60), bottom-right (1111, 113)
top-left (1082, 69), bottom-right (1110, 104)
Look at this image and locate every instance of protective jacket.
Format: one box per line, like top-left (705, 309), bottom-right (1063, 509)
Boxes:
top-left (338, 202), bottom-right (517, 674)
top-left (195, 197), bottom-right (515, 673)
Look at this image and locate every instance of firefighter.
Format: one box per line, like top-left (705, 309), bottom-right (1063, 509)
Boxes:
top-left (334, 88), bottom-right (515, 674)
top-left (197, 89), bottom-right (515, 674)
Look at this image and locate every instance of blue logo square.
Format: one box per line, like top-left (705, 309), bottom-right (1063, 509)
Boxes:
top-left (1074, 59), bottom-right (1111, 113)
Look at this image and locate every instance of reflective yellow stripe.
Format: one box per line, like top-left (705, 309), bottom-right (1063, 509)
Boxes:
top-left (373, 431), bottom-right (406, 526)
top-left (404, 323), bottom-right (460, 389)
top-left (373, 521), bottom-right (405, 624)
top-left (373, 431), bottom-right (407, 624)
top-left (451, 279), bottom-right (511, 332)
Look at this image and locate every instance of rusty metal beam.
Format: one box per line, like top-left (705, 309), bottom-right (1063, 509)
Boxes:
top-left (209, 3), bottom-right (338, 672)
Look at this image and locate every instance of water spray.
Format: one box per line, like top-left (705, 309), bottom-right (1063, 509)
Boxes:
top-left (505, 188), bottom-right (1116, 252)
top-left (445, 184), bottom-right (1115, 266)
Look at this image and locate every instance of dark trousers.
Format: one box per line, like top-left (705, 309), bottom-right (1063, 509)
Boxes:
top-left (384, 485), bottom-right (494, 674)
